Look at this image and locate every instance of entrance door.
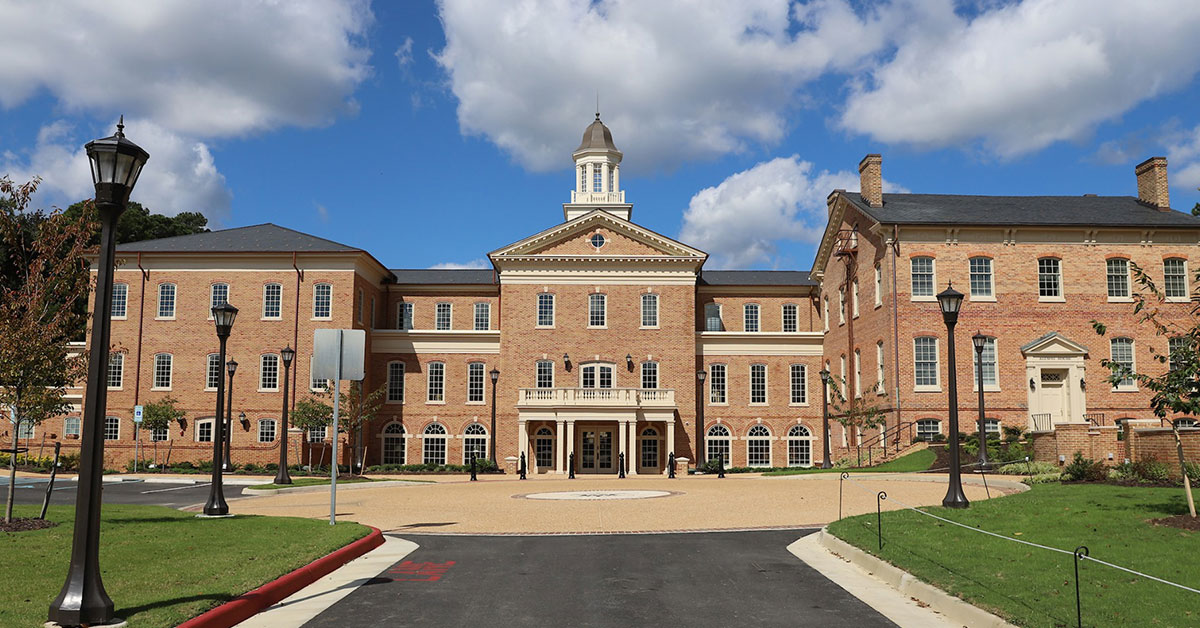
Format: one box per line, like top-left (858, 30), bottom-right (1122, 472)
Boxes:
top-left (1041, 369), bottom-right (1068, 423)
top-left (580, 429), bottom-right (615, 473)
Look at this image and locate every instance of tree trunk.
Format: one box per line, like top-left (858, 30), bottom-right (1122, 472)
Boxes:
top-left (1172, 424), bottom-right (1197, 517)
top-left (6, 418), bottom-right (18, 523)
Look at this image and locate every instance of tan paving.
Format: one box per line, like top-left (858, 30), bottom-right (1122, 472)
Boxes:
top-left (228, 473), bottom-right (1010, 534)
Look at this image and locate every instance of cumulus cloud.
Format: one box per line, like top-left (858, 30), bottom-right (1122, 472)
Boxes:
top-left (840, 0), bottom-right (1200, 157)
top-left (1167, 125), bottom-right (1200, 193)
top-left (429, 259), bottom-right (490, 270)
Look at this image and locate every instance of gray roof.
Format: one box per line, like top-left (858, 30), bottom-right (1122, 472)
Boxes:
top-left (115, 223), bottom-right (361, 253)
top-left (844, 193), bottom-right (1200, 228)
top-left (575, 115), bottom-right (619, 153)
top-left (699, 270), bottom-right (816, 286)
top-left (390, 269), bottom-right (496, 285)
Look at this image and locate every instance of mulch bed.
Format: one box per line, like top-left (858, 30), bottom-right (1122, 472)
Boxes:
top-left (0, 517), bottom-right (58, 533)
top-left (1150, 514), bottom-right (1200, 531)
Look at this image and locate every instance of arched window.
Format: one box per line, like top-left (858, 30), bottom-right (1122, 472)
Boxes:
top-left (581, 363), bottom-right (614, 389)
top-left (916, 419), bottom-right (941, 441)
top-left (382, 422), bottom-right (405, 465)
top-left (747, 425), bottom-right (771, 467)
top-left (787, 425), bottom-right (812, 467)
top-left (423, 423), bottom-right (447, 465)
top-left (258, 419), bottom-right (277, 443)
top-left (1175, 418), bottom-right (1199, 429)
top-left (706, 424), bottom-right (730, 466)
top-left (464, 423), bottom-right (488, 463)
top-left (535, 427), bottom-right (554, 470)
top-left (640, 427), bottom-right (659, 469)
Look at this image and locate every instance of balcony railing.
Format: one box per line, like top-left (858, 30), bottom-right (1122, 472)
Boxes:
top-left (570, 191), bottom-right (626, 204)
top-left (517, 387), bottom-right (675, 408)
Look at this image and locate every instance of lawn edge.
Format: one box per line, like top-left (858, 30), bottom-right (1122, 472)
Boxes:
top-left (176, 526), bottom-right (383, 628)
top-left (242, 479), bottom-right (430, 495)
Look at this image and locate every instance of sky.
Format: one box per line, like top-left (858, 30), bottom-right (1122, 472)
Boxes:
top-left (3, 0), bottom-right (1200, 271)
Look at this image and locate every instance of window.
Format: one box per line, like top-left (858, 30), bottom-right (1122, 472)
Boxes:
top-left (1175, 418), bottom-right (1200, 429)
top-left (196, 419), bottom-right (214, 443)
top-left (974, 337), bottom-right (997, 389)
top-left (641, 361), bottom-right (658, 389)
top-left (157, 283), bottom-right (176, 318)
top-left (854, 350), bottom-right (862, 397)
top-left (787, 425), bottom-right (812, 467)
top-left (398, 302), bottom-right (414, 330)
top-left (790, 364), bottom-right (806, 404)
top-left (260, 354), bottom-right (279, 390)
top-left (150, 424), bottom-right (168, 442)
top-left (911, 257), bottom-right (934, 297)
top-left (423, 423), bottom-right (447, 465)
top-left (1169, 337), bottom-right (1187, 372)
top-left (463, 423), bottom-right (487, 463)
top-left (104, 416), bottom-right (121, 441)
top-left (969, 257), bottom-right (993, 297)
top-left (641, 293), bottom-right (658, 327)
top-left (1038, 258), bottom-right (1061, 298)
top-left (782, 304), bottom-right (798, 333)
top-left (876, 341), bottom-right (886, 389)
top-left (258, 419), bottom-right (277, 443)
top-left (822, 297), bottom-right (829, 332)
top-left (535, 427), bottom-right (554, 469)
top-left (468, 362), bottom-right (485, 402)
top-left (588, 293), bottom-right (606, 327)
top-left (387, 362), bottom-right (405, 402)
top-left (747, 425), bottom-right (771, 467)
top-left (263, 283), bottom-right (282, 319)
top-left (198, 354), bottom-right (217, 390)
top-left (744, 304), bottom-right (760, 332)
top-left (709, 364), bottom-right (726, 404)
top-left (153, 353), bottom-right (172, 389)
top-left (706, 425), bottom-right (731, 466)
top-left (874, 264), bottom-right (882, 307)
top-left (64, 416), bottom-right (81, 438)
top-left (840, 355), bottom-right (847, 398)
top-left (640, 427), bottom-right (658, 469)
top-left (427, 362), bottom-right (445, 402)
top-left (916, 419), bottom-right (941, 441)
top-left (1107, 259), bottom-right (1130, 298)
top-left (310, 357), bottom-right (328, 392)
top-left (382, 423), bottom-right (405, 465)
top-left (111, 283), bottom-right (128, 318)
top-left (581, 364), bottom-right (614, 389)
top-left (592, 165), bottom-right (602, 192)
top-left (750, 364), bottom-right (767, 404)
top-left (16, 421), bottom-right (34, 439)
top-left (851, 280), bottom-right (860, 317)
top-left (705, 303), bottom-right (723, 331)
top-left (107, 353), bottom-right (123, 389)
top-left (1110, 338), bottom-right (1135, 389)
top-left (609, 167), bottom-right (615, 193)
top-left (837, 288), bottom-right (845, 325)
top-left (537, 293), bottom-right (555, 327)
top-left (211, 283), bottom-right (229, 310)
top-left (591, 233), bottom-right (607, 249)
top-left (536, 360), bottom-right (554, 388)
top-left (579, 167), bottom-right (586, 192)
top-left (308, 425), bottom-right (327, 442)
top-left (1165, 258), bottom-right (1188, 299)
top-left (357, 289), bottom-right (364, 323)
top-left (474, 302), bottom-right (490, 330)
top-left (313, 283), bottom-right (332, 318)
top-left (914, 337), bottom-right (938, 389)
top-left (436, 302), bottom-right (452, 330)
top-left (984, 419), bottom-right (1001, 437)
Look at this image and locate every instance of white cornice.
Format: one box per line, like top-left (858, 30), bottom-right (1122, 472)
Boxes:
top-left (696, 331), bottom-right (824, 356)
top-left (371, 329), bottom-right (500, 355)
top-left (489, 209), bottom-right (707, 260)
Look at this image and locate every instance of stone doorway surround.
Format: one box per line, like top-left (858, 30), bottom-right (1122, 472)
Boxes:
top-left (1020, 332), bottom-right (1088, 430)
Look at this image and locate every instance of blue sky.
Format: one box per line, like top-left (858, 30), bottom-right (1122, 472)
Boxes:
top-left (3, 0), bottom-right (1200, 270)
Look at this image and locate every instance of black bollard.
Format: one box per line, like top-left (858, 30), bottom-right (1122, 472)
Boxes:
top-left (717, 455), bottom-right (725, 478)
top-left (668, 451), bottom-right (676, 479)
top-left (519, 452), bottom-right (527, 480)
top-left (568, 452), bottom-right (575, 479)
top-left (470, 455), bottom-right (478, 481)
top-left (618, 452), bottom-right (626, 478)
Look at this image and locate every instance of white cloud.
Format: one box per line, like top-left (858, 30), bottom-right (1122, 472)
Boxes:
top-left (434, 0), bottom-right (893, 171)
top-left (315, 203), bottom-right (331, 223)
top-left (429, 259), bottom-right (490, 270)
top-left (395, 37), bottom-right (415, 67)
top-left (840, 0), bottom-right (1200, 157)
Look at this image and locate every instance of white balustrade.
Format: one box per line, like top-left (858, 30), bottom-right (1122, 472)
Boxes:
top-left (517, 387), bottom-right (674, 407)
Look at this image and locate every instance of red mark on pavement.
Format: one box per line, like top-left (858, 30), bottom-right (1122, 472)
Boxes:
top-left (388, 560), bottom-right (456, 582)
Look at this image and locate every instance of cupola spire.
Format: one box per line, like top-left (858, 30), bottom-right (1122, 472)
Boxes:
top-left (565, 112), bottom-right (631, 221)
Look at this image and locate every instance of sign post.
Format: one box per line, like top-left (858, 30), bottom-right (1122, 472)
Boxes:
top-left (312, 329), bottom-right (365, 526)
top-left (133, 405), bottom-right (143, 473)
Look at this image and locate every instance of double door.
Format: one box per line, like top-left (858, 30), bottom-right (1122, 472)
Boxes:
top-left (579, 429), bottom-right (614, 473)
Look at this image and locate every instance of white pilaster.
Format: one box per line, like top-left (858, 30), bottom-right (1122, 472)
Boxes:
top-left (665, 419), bottom-right (675, 475)
top-left (612, 164), bottom-right (619, 193)
top-left (518, 420), bottom-right (528, 469)
top-left (601, 163), bottom-right (610, 193)
top-left (586, 163), bottom-right (594, 193)
top-left (556, 419), bottom-right (565, 474)
top-left (628, 421), bottom-right (638, 475)
top-left (618, 420), bottom-right (628, 474)
top-left (566, 420), bottom-right (575, 471)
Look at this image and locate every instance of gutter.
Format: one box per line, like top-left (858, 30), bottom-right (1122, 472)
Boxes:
top-left (890, 224), bottom-right (902, 428)
top-left (134, 252), bottom-right (149, 406)
top-left (292, 252), bottom-right (302, 411)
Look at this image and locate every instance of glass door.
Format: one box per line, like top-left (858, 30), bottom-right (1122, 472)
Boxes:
top-left (579, 429), bottom-right (615, 473)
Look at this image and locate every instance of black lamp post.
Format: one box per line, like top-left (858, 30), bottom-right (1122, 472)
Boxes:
top-left (696, 370), bottom-right (707, 466)
top-left (820, 369), bottom-right (832, 469)
top-left (49, 118), bottom-right (148, 627)
top-left (937, 284), bottom-right (969, 509)
top-left (223, 358), bottom-right (238, 471)
top-left (489, 368), bottom-right (499, 465)
top-left (972, 331), bottom-right (991, 471)
top-left (204, 302), bottom-right (238, 516)
top-left (275, 345), bottom-right (295, 485)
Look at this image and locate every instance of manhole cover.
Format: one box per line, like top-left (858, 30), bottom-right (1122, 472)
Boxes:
top-left (521, 490), bottom-right (676, 501)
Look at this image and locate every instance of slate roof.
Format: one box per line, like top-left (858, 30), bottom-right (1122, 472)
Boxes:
top-left (115, 223), bottom-right (361, 253)
top-left (699, 270), bottom-right (816, 286)
top-left (390, 269), bottom-right (496, 285)
top-left (842, 193), bottom-right (1200, 228)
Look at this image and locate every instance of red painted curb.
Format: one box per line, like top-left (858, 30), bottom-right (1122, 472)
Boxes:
top-left (177, 526), bottom-right (384, 628)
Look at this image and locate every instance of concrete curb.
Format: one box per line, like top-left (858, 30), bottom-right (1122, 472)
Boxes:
top-left (176, 526), bottom-right (384, 628)
top-left (818, 528), bottom-right (1018, 628)
top-left (240, 479), bottom-right (430, 496)
top-left (70, 475), bottom-right (268, 486)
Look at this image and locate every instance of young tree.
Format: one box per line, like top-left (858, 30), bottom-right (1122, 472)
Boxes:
top-left (826, 376), bottom-right (889, 465)
top-left (1092, 262), bottom-right (1197, 517)
top-left (140, 396), bottom-right (183, 468)
top-left (0, 178), bottom-right (94, 522)
top-left (289, 382), bottom-right (386, 472)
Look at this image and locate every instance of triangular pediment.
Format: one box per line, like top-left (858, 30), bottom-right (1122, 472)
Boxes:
top-left (489, 210), bottom-right (707, 261)
top-left (1020, 332), bottom-right (1089, 357)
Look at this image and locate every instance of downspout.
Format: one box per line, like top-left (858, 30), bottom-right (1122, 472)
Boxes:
top-left (292, 252), bottom-right (303, 412)
top-left (134, 253), bottom-right (149, 407)
top-left (890, 224), bottom-right (902, 432)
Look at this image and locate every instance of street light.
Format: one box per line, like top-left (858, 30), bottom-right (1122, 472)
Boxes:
top-left (204, 302), bottom-right (239, 516)
top-left (820, 369), bottom-right (832, 469)
top-left (489, 368), bottom-right (499, 465)
top-left (50, 118), bottom-right (148, 627)
top-left (937, 283), bottom-right (969, 509)
top-left (275, 346), bottom-right (295, 485)
top-left (972, 331), bottom-right (991, 471)
top-left (223, 358), bottom-right (238, 471)
top-left (696, 370), bottom-right (707, 467)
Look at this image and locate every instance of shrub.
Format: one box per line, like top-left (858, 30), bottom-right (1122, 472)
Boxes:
top-left (1108, 462), bottom-right (1138, 482)
top-left (1132, 460), bottom-right (1171, 483)
top-left (124, 459), bottom-right (156, 473)
top-left (173, 461), bottom-right (195, 470)
top-left (1023, 472), bottom-right (1062, 485)
top-left (931, 433), bottom-right (946, 443)
top-left (241, 463), bottom-right (261, 473)
top-left (996, 460), bottom-right (1059, 476)
top-left (1061, 452), bottom-right (1107, 482)
top-left (1184, 461), bottom-right (1200, 483)
top-left (1002, 426), bottom-right (1023, 443)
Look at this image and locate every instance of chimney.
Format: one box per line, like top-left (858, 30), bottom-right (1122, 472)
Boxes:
top-left (858, 154), bottom-right (883, 208)
top-left (1135, 156), bottom-right (1170, 210)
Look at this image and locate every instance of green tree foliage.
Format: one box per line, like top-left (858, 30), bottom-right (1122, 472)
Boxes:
top-left (140, 395), bottom-right (184, 436)
top-left (826, 376), bottom-right (889, 463)
top-left (62, 200), bottom-right (207, 246)
top-left (1191, 202), bottom-right (1200, 217)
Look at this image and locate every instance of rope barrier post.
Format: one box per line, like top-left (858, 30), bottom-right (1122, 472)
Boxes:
top-left (1025, 456), bottom-right (1033, 483)
top-left (717, 454), bottom-right (725, 479)
top-left (519, 452), bottom-right (527, 480)
top-left (568, 452), bottom-right (575, 479)
top-left (618, 452), bottom-right (626, 479)
top-left (980, 464), bottom-right (990, 499)
top-left (469, 455), bottom-right (477, 482)
top-left (876, 491), bottom-right (887, 551)
top-left (668, 451), bottom-right (675, 479)
top-left (839, 471), bottom-right (848, 521)
top-left (1074, 545), bottom-right (1089, 628)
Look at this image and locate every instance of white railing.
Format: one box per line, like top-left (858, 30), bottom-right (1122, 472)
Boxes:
top-left (570, 191), bottom-right (625, 204)
top-left (517, 387), bottom-right (675, 407)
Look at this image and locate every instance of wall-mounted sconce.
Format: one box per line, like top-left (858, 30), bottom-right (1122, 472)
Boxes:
top-left (239, 411), bottom-right (250, 432)
top-left (1058, 454), bottom-right (1066, 463)
top-left (1029, 378), bottom-right (1036, 391)
top-left (1079, 378), bottom-right (1086, 391)
top-left (563, 353), bottom-right (571, 369)
top-left (626, 354), bottom-right (634, 369)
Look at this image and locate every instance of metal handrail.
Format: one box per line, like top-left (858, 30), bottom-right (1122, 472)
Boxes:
top-left (1083, 412), bottom-right (1106, 427)
top-left (854, 421), bottom-right (916, 467)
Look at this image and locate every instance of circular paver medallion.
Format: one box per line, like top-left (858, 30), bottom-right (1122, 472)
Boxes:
top-left (520, 490), bottom-right (677, 501)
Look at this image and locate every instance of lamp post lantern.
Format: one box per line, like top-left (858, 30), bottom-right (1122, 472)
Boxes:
top-left (203, 302), bottom-right (238, 516)
top-left (489, 368), bottom-right (499, 465)
top-left (223, 358), bottom-right (238, 471)
top-left (820, 369), bottom-right (832, 469)
top-left (937, 284), bottom-right (970, 509)
top-left (696, 370), bottom-right (707, 467)
top-left (50, 118), bottom-right (148, 626)
top-left (972, 331), bottom-right (991, 471)
top-left (275, 346), bottom-right (295, 485)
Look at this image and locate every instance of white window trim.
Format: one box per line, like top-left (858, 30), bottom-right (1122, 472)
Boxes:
top-left (1106, 259), bottom-right (1133, 303)
top-left (435, 302), bottom-right (453, 330)
top-left (968, 257), bottom-right (996, 302)
top-left (474, 302), bottom-right (491, 331)
top-left (258, 354), bottom-right (280, 392)
top-left (746, 426), bottom-right (773, 468)
top-left (258, 419), bottom-right (278, 443)
top-left (874, 265), bottom-right (882, 308)
top-left (397, 302), bottom-right (414, 330)
top-left (312, 283), bottom-right (334, 320)
top-left (386, 361), bottom-right (405, 404)
top-left (788, 363), bottom-right (808, 407)
top-left (1037, 258), bottom-right (1065, 302)
top-left (705, 303), bottom-right (723, 332)
top-left (971, 337), bottom-right (1002, 393)
top-left (851, 280), bottom-right (860, 318)
top-left (640, 293), bottom-right (660, 329)
top-left (262, 283), bottom-right (283, 320)
top-left (837, 288), bottom-right (845, 325)
top-left (208, 283), bottom-right (230, 319)
top-left (913, 337), bottom-right (941, 393)
top-left (910, 257), bottom-right (937, 302)
top-left (579, 362), bottom-right (617, 388)
top-left (876, 341), bottom-right (885, 390)
top-left (744, 303), bottom-right (761, 332)
top-left (426, 362), bottom-right (446, 404)
top-left (151, 354), bottom-right (173, 391)
top-left (111, 283), bottom-right (129, 320)
top-left (155, 283), bottom-right (177, 320)
top-left (107, 353), bottom-right (124, 390)
top-left (781, 303), bottom-right (799, 333)
top-left (195, 418), bottom-right (215, 443)
top-left (853, 350), bottom-right (862, 398)
top-left (535, 360), bottom-right (555, 389)
top-left (822, 297), bottom-right (829, 332)
top-left (749, 363), bottom-right (768, 406)
top-left (536, 293), bottom-right (556, 328)
top-left (708, 364), bottom-right (728, 406)
top-left (587, 293), bottom-right (607, 329)
top-left (1110, 338), bottom-right (1138, 392)
top-left (1164, 258), bottom-right (1190, 303)
top-left (466, 362), bottom-right (487, 405)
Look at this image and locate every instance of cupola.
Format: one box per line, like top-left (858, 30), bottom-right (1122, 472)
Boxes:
top-left (565, 112), bottom-right (632, 221)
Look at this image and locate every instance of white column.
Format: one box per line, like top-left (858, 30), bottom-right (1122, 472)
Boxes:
top-left (612, 164), bottom-right (619, 193)
top-left (628, 421), bottom-right (638, 475)
top-left (665, 419), bottom-right (675, 475)
top-left (618, 421), bottom-right (628, 474)
top-left (518, 419), bottom-right (528, 468)
top-left (566, 420), bottom-right (575, 472)
top-left (586, 163), bottom-right (594, 193)
top-left (556, 419), bottom-right (565, 474)
top-left (601, 163), bottom-right (610, 193)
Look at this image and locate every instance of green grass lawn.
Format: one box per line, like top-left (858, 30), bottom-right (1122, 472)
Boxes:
top-left (248, 476), bottom-right (377, 490)
top-left (1, 504), bottom-right (369, 627)
top-left (761, 447), bottom-right (936, 476)
top-left (828, 483), bottom-right (1199, 627)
